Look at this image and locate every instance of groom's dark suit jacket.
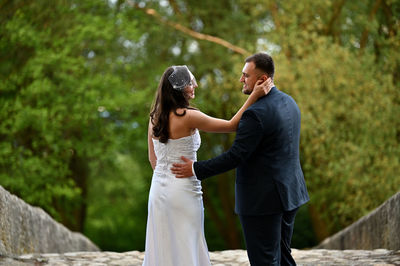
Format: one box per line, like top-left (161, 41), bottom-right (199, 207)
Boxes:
top-left (194, 87), bottom-right (309, 215)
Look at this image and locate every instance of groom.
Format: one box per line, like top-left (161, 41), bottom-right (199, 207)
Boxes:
top-left (171, 52), bottom-right (309, 265)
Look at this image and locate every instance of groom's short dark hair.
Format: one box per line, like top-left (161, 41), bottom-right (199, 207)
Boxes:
top-left (245, 53), bottom-right (274, 79)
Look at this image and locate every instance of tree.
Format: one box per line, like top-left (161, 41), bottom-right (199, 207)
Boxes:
top-left (1, 0), bottom-right (398, 251)
top-left (0, 0), bottom-right (140, 232)
top-left (130, 0), bottom-right (400, 245)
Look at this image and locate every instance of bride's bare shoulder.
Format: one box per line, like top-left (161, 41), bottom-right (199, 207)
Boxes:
top-left (172, 108), bottom-right (200, 117)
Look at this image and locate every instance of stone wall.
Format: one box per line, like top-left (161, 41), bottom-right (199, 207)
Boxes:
top-left (0, 185), bottom-right (99, 256)
top-left (317, 191), bottom-right (400, 250)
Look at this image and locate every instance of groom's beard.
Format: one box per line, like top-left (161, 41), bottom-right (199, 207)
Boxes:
top-left (242, 85), bottom-right (253, 95)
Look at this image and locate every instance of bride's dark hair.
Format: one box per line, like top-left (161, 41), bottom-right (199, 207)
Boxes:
top-left (150, 66), bottom-right (196, 143)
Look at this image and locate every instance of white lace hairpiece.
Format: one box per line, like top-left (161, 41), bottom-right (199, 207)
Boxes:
top-left (168, 65), bottom-right (197, 91)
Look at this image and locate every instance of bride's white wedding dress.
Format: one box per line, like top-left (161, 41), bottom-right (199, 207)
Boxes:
top-left (143, 129), bottom-right (211, 266)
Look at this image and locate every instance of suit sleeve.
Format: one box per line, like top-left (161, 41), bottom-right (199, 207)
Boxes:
top-left (194, 109), bottom-right (264, 180)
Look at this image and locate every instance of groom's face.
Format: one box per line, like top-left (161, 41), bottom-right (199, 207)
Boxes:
top-left (240, 62), bottom-right (263, 95)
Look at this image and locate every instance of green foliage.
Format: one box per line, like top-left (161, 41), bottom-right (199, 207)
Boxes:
top-left (266, 0), bottom-right (400, 238)
top-left (1, 0), bottom-right (399, 251)
top-left (85, 154), bottom-right (148, 251)
top-left (0, 0), bottom-right (143, 236)
top-left (277, 39), bottom-right (399, 233)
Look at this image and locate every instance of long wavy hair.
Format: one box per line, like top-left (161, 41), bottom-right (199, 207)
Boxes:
top-left (150, 67), bottom-right (196, 143)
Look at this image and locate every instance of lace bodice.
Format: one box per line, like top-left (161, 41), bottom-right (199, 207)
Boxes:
top-left (152, 129), bottom-right (200, 175)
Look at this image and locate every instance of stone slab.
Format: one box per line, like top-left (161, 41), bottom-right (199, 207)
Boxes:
top-left (1, 249), bottom-right (399, 265)
top-left (317, 192), bottom-right (400, 250)
top-left (0, 185), bottom-right (99, 256)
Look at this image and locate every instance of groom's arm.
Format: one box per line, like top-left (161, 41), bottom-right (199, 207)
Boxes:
top-left (172, 109), bottom-right (265, 180)
top-left (195, 110), bottom-right (263, 180)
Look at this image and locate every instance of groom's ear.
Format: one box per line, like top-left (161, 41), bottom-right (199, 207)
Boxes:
top-left (259, 74), bottom-right (268, 82)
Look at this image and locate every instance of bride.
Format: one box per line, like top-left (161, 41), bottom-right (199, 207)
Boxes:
top-left (143, 65), bottom-right (272, 266)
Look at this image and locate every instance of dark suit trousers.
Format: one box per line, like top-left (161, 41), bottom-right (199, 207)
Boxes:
top-left (239, 208), bottom-right (298, 266)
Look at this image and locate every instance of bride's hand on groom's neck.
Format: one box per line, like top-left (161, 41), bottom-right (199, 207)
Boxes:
top-left (253, 78), bottom-right (274, 98)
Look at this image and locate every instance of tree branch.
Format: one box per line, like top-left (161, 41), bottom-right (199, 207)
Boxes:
top-left (269, 2), bottom-right (281, 30)
top-left (269, 2), bottom-right (293, 59)
top-left (381, 0), bottom-right (396, 37)
top-left (168, 0), bottom-right (181, 15)
top-left (359, 0), bottom-right (382, 53)
top-left (325, 0), bottom-right (346, 39)
top-left (128, 1), bottom-right (251, 56)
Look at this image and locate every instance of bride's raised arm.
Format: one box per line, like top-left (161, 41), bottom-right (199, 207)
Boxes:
top-left (186, 78), bottom-right (273, 133)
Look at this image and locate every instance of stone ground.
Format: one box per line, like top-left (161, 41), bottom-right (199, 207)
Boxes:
top-left (1, 249), bottom-right (400, 266)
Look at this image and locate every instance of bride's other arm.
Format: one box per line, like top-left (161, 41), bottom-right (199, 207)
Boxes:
top-left (186, 78), bottom-right (273, 133)
top-left (148, 120), bottom-right (157, 170)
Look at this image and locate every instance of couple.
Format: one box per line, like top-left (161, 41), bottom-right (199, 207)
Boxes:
top-left (143, 53), bottom-right (309, 266)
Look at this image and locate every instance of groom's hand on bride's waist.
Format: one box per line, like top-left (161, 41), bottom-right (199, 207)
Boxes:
top-left (171, 156), bottom-right (194, 178)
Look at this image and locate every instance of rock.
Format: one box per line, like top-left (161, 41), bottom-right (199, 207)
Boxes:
top-left (317, 192), bottom-right (400, 250)
top-left (1, 249), bottom-right (400, 265)
top-left (0, 185), bottom-right (99, 256)
top-left (1, 184), bottom-right (399, 265)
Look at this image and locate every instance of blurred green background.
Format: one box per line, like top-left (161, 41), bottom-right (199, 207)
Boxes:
top-left (1, 0), bottom-right (399, 251)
